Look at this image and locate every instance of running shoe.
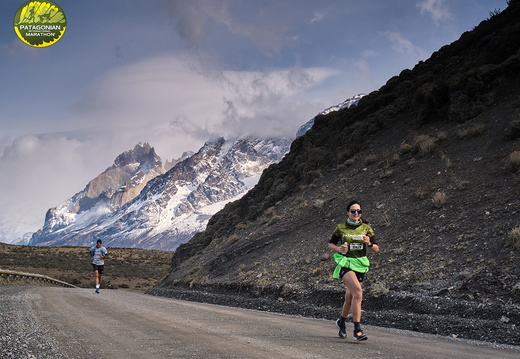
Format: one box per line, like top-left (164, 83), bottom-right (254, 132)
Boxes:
top-left (95, 289), bottom-right (100, 294)
top-left (353, 330), bottom-right (367, 341)
top-left (335, 319), bottom-right (346, 338)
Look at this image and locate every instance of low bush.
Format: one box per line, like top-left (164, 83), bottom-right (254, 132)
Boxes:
top-left (432, 191), bottom-right (448, 208)
top-left (508, 151), bottom-right (520, 171)
top-left (508, 226), bottom-right (520, 248)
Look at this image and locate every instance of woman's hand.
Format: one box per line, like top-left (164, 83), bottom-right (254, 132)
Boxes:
top-left (363, 236), bottom-right (371, 246)
top-left (338, 244), bottom-right (349, 254)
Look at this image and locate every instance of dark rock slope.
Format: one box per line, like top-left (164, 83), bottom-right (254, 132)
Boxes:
top-left (148, 1), bottom-right (520, 346)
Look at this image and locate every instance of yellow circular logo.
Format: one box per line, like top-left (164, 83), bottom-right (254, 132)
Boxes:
top-left (13, 1), bottom-right (67, 47)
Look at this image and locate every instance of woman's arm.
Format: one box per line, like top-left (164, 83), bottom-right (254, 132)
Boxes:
top-left (328, 241), bottom-right (348, 254)
top-left (363, 236), bottom-right (380, 253)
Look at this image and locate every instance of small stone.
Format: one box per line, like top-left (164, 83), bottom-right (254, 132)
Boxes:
top-left (500, 316), bottom-right (510, 323)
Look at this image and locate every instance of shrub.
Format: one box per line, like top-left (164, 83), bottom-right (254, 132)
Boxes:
top-left (370, 281), bottom-right (389, 297)
top-left (508, 151), bottom-right (520, 171)
top-left (508, 226), bottom-right (520, 248)
top-left (344, 157), bottom-right (356, 166)
top-left (436, 131), bottom-right (448, 141)
top-left (313, 199), bottom-right (325, 209)
top-left (268, 215), bottom-right (282, 226)
top-left (380, 169), bottom-right (393, 179)
top-left (364, 154), bottom-right (378, 166)
top-left (339, 147), bottom-right (360, 162)
top-left (488, 8), bottom-right (502, 19)
top-left (399, 143), bottom-right (413, 155)
top-left (455, 179), bottom-right (470, 190)
top-left (432, 191), bottom-right (448, 208)
top-left (389, 153), bottom-right (400, 166)
top-left (227, 234), bottom-right (239, 244)
top-left (458, 123), bottom-right (486, 138)
top-left (414, 186), bottom-right (429, 199)
top-left (471, 123), bottom-right (486, 136)
top-left (505, 117), bottom-right (520, 140)
top-left (414, 135), bottom-right (436, 155)
top-left (235, 222), bottom-right (248, 230)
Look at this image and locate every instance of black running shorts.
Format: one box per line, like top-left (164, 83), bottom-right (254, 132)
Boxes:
top-left (339, 267), bottom-right (365, 282)
top-left (92, 264), bottom-right (104, 274)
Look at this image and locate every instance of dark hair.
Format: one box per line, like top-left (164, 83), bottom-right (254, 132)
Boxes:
top-left (96, 239), bottom-right (102, 244)
top-left (346, 199), bottom-right (361, 212)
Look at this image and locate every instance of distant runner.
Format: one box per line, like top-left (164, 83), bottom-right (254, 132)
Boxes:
top-left (90, 239), bottom-right (107, 294)
top-left (328, 200), bottom-right (380, 341)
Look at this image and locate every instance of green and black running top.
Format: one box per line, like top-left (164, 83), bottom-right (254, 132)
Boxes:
top-left (329, 220), bottom-right (376, 277)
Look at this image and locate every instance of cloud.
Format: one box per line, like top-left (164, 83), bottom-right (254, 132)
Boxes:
top-left (70, 53), bottom-right (336, 151)
top-left (163, 0), bottom-right (292, 55)
top-left (383, 31), bottom-right (416, 55)
top-left (417, 0), bottom-right (453, 22)
top-left (218, 66), bottom-right (337, 137)
top-left (162, 0), bottom-right (212, 48)
top-left (0, 133), bottom-right (105, 241)
top-left (382, 31), bottom-right (429, 61)
top-left (0, 52), bottom-right (338, 241)
top-left (361, 50), bottom-right (378, 58)
top-left (1, 38), bottom-right (41, 57)
top-left (310, 11), bottom-right (326, 24)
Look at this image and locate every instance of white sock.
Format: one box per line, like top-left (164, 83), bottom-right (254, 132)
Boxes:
top-left (96, 284), bottom-right (100, 289)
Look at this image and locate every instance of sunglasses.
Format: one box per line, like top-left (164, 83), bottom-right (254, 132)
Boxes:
top-left (350, 209), bottom-right (362, 214)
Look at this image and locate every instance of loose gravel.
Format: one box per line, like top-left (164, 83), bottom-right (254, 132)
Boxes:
top-left (0, 287), bottom-right (66, 359)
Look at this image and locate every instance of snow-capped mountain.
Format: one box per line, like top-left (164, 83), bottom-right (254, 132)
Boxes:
top-left (29, 142), bottom-right (165, 244)
top-left (29, 136), bottom-right (291, 250)
top-left (296, 94), bottom-right (366, 137)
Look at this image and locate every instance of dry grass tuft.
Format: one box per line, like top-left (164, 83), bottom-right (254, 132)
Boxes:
top-left (432, 191), bottom-right (448, 208)
top-left (399, 143), bottom-right (413, 155)
top-left (508, 151), bottom-right (520, 171)
top-left (508, 226), bottom-right (520, 248)
top-left (364, 154), bottom-right (378, 166)
top-left (414, 135), bottom-right (436, 155)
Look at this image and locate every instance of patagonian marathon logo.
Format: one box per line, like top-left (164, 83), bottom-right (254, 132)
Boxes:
top-left (14, 1), bottom-right (67, 47)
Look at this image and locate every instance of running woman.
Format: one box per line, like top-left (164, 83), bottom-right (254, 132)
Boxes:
top-left (328, 200), bottom-right (379, 341)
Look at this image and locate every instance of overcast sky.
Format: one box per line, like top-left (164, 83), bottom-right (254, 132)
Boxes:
top-left (0, 0), bottom-right (508, 243)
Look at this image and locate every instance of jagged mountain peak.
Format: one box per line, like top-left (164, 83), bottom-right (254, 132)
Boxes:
top-left (113, 142), bottom-right (160, 171)
top-left (199, 137), bottom-right (226, 152)
top-left (30, 135), bottom-right (292, 250)
top-left (29, 143), bottom-right (167, 246)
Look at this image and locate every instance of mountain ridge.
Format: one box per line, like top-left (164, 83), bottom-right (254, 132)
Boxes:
top-left (32, 142), bottom-right (165, 239)
top-left (29, 136), bottom-right (292, 250)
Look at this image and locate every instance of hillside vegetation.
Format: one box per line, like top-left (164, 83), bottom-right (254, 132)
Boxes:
top-left (0, 243), bottom-right (172, 290)
top-left (148, 0), bottom-right (520, 345)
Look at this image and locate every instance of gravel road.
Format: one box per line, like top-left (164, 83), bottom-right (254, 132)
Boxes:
top-left (1, 286), bottom-right (518, 359)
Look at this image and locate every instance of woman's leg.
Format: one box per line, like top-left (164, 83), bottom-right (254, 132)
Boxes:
top-left (341, 271), bottom-right (363, 322)
top-left (341, 287), bottom-right (352, 318)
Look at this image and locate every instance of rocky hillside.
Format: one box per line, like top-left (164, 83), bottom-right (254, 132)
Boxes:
top-left (148, 1), bottom-right (520, 346)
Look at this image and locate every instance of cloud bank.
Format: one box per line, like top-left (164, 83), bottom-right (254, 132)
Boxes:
top-left (0, 52), bottom-right (337, 241)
